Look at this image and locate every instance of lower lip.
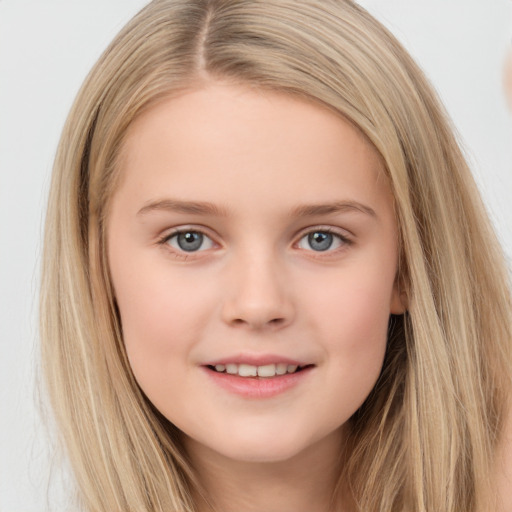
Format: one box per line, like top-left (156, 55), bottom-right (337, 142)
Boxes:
top-left (202, 366), bottom-right (314, 399)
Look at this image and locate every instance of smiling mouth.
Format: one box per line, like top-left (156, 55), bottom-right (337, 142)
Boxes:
top-left (206, 363), bottom-right (313, 378)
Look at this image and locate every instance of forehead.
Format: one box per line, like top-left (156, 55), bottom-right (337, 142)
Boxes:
top-left (114, 82), bottom-right (391, 217)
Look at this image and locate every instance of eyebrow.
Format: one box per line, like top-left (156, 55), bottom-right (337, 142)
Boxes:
top-left (137, 199), bottom-right (229, 217)
top-left (137, 198), bottom-right (376, 219)
top-left (291, 201), bottom-right (377, 218)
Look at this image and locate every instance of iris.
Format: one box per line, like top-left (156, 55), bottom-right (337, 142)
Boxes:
top-left (308, 232), bottom-right (333, 251)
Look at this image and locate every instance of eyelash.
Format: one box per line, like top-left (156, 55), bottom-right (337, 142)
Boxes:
top-left (157, 227), bottom-right (217, 258)
top-left (295, 227), bottom-right (352, 254)
top-left (157, 226), bottom-right (353, 258)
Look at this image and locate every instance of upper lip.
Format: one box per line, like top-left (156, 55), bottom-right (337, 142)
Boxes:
top-left (203, 354), bottom-right (311, 367)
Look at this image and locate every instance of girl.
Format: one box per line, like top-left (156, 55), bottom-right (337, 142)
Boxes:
top-left (40, 1), bottom-right (512, 510)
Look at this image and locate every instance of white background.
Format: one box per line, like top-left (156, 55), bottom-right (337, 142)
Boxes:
top-left (1, 1), bottom-right (511, 510)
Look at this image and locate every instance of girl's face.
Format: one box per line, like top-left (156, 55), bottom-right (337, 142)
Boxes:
top-left (108, 82), bottom-right (404, 464)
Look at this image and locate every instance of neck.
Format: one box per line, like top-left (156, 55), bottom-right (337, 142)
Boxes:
top-left (184, 429), bottom-right (355, 512)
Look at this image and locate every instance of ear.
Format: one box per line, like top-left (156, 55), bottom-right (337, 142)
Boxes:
top-left (390, 280), bottom-right (408, 315)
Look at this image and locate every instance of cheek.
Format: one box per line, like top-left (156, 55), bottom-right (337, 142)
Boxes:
top-left (307, 263), bottom-right (393, 342)
top-left (111, 262), bottom-right (208, 383)
top-left (303, 266), bottom-right (394, 399)
top-left (114, 276), bottom-right (210, 422)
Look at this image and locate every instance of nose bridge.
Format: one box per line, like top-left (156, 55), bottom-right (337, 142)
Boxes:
top-left (221, 243), bottom-right (294, 329)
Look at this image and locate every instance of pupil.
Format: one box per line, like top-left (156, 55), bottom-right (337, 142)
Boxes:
top-left (308, 232), bottom-right (333, 251)
top-left (177, 232), bottom-right (203, 251)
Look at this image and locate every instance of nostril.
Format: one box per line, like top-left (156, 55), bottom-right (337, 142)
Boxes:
top-left (229, 316), bottom-right (287, 328)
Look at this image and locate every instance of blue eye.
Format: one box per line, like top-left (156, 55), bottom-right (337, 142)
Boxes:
top-left (297, 231), bottom-right (346, 252)
top-left (166, 231), bottom-right (214, 252)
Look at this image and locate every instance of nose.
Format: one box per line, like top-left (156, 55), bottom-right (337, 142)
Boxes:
top-left (220, 250), bottom-right (295, 331)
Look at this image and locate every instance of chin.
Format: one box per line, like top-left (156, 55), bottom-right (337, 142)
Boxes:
top-left (216, 442), bottom-right (307, 464)
top-left (200, 423), bottom-right (329, 465)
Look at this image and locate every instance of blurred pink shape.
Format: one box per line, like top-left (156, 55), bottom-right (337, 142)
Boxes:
top-left (504, 47), bottom-right (512, 111)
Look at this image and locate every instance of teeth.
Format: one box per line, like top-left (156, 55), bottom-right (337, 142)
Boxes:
top-left (238, 364), bottom-right (257, 377)
top-left (276, 363), bottom-right (287, 375)
top-left (212, 363), bottom-right (304, 377)
top-left (226, 364), bottom-right (238, 375)
top-left (257, 364), bottom-right (276, 377)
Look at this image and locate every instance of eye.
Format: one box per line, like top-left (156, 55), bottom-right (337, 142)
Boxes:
top-left (297, 230), bottom-right (348, 252)
top-left (165, 230), bottom-right (215, 252)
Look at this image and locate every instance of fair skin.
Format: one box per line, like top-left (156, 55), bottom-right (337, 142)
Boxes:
top-left (108, 82), bottom-right (404, 512)
top-left (496, 403), bottom-right (512, 511)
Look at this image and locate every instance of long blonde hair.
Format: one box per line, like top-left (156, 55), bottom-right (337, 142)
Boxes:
top-left (40, 1), bottom-right (512, 510)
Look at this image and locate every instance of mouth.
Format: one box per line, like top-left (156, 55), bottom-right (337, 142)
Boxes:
top-left (205, 363), bottom-right (314, 378)
top-left (202, 359), bottom-right (315, 398)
